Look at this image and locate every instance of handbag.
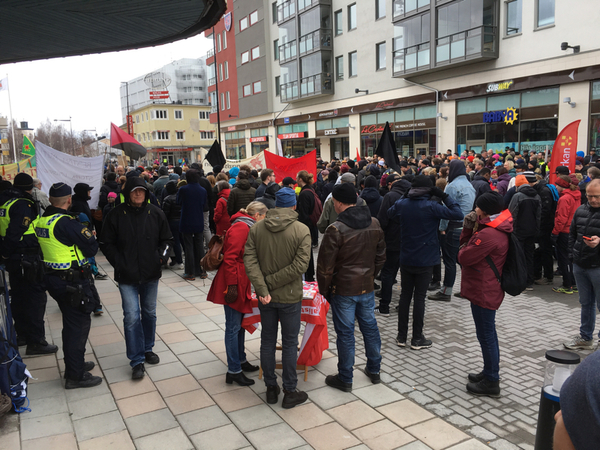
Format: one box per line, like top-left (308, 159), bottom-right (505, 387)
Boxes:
top-left (200, 235), bottom-right (224, 271)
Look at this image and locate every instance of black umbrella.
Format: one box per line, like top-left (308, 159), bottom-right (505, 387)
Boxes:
top-left (205, 139), bottom-right (226, 168)
top-left (374, 122), bottom-right (401, 173)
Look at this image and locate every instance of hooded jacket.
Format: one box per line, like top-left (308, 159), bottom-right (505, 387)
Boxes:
top-left (471, 175), bottom-right (492, 207)
top-left (440, 161), bottom-right (475, 232)
top-left (317, 204), bottom-right (386, 298)
top-left (553, 188), bottom-right (582, 235)
top-left (214, 188), bottom-right (231, 236)
top-left (360, 187), bottom-right (383, 218)
top-left (458, 211), bottom-right (513, 310)
top-left (508, 184), bottom-right (541, 239)
top-left (533, 180), bottom-right (557, 234)
top-left (377, 179), bottom-right (411, 252)
top-left (243, 207), bottom-right (311, 303)
top-left (256, 182), bottom-right (280, 210)
top-left (570, 203), bottom-right (600, 269)
top-left (70, 185), bottom-right (93, 229)
top-left (100, 177), bottom-right (173, 284)
top-left (99, 179), bottom-right (120, 210)
top-left (496, 173), bottom-right (511, 197)
top-left (227, 179), bottom-right (256, 217)
top-left (161, 182), bottom-right (182, 223)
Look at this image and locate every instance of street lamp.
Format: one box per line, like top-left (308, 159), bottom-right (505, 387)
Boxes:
top-left (54, 117), bottom-right (74, 155)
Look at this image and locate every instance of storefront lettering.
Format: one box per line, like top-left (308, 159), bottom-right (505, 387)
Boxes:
top-left (249, 136), bottom-right (267, 143)
top-left (227, 126), bottom-right (236, 131)
top-left (278, 132), bottom-right (307, 139)
top-left (361, 125), bottom-right (385, 134)
top-left (486, 80), bottom-right (514, 93)
top-left (376, 101), bottom-right (395, 109)
top-left (324, 129), bottom-right (338, 135)
top-left (395, 122), bottom-right (427, 130)
top-left (483, 107), bottom-right (518, 125)
top-left (319, 109), bottom-right (338, 118)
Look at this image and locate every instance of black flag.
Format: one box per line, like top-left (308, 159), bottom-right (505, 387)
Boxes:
top-left (374, 122), bottom-right (401, 174)
top-left (205, 139), bottom-right (226, 168)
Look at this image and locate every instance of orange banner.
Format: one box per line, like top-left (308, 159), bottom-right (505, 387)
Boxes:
top-left (549, 120), bottom-right (580, 185)
top-left (263, 149), bottom-right (317, 182)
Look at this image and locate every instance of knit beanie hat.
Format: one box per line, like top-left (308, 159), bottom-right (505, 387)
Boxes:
top-left (364, 175), bottom-right (378, 188)
top-left (275, 187), bottom-right (297, 207)
top-left (476, 192), bottom-right (504, 215)
top-left (14, 173), bottom-right (33, 191)
top-left (515, 175), bottom-right (528, 187)
top-left (411, 174), bottom-right (433, 188)
top-left (332, 183), bottom-right (357, 204)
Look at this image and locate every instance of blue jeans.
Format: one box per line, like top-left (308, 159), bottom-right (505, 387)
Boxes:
top-left (224, 305), bottom-right (247, 374)
top-left (119, 280), bottom-right (159, 367)
top-left (331, 292), bottom-right (382, 383)
top-left (441, 227), bottom-right (461, 290)
top-left (259, 301), bottom-right (302, 391)
top-left (471, 303), bottom-right (500, 381)
top-left (573, 264), bottom-right (600, 341)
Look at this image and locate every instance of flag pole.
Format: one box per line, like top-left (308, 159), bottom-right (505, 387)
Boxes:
top-left (6, 75), bottom-right (17, 164)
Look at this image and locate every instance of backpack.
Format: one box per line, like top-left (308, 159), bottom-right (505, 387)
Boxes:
top-left (485, 233), bottom-right (528, 296)
top-left (308, 188), bottom-right (323, 226)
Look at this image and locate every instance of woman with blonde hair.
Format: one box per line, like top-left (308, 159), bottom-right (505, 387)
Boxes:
top-left (207, 201), bottom-right (268, 386)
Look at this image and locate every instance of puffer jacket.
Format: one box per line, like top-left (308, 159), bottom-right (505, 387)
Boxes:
top-left (570, 203), bottom-right (600, 268)
top-left (508, 184), bottom-right (541, 239)
top-left (243, 207), bottom-right (311, 303)
top-left (553, 188), bottom-right (582, 235)
top-left (317, 204), bottom-right (386, 298)
top-left (360, 187), bottom-right (383, 218)
top-left (227, 179), bottom-right (256, 217)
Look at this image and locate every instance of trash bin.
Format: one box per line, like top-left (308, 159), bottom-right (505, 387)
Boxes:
top-left (534, 349), bottom-right (580, 450)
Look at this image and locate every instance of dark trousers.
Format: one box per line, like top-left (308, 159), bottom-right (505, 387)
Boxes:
top-left (440, 227), bottom-right (461, 288)
top-left (169, 221), bottom-right (183, 264)
top-left (7, 260), bottom-right (47, 345)
top-left (534, 232), bottom-right (554, 280)
top-left (398, 265), bottom-right (433, 341)
top-left (379, 249), bottom-right (400, 313)
top-left (305, 249), bottom-right (315, 282)
top-left (259, 301), bottom-right (302, 391)
top-left (517, 236), bottom-right (535, 286)
top-left (471, 303), bottom-right (500, 381)
top-left (556, 233), bottom-right (574, 288)
top-left (182, 232), bottom-right (204, 276)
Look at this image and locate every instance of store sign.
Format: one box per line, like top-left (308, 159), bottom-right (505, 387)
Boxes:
top-left (486, 80), bottom-right (514, 93)
top-left (278, 132), bottom-right (306, 139)
top-left (483, 107), bottom-right (518, 125)
top-left (361, 124), bottom-right (385, 134)
top-left (324, 129), bottom-right (338, 136)
top-left (228, 126), bottom-right (236, 131)
top-left (318, 109), bottom-right (338, 118)
top-left (249, 136), bottom-right (267, 143)
top-left (375, 101), bottom-right (395, 109)
top-left (394, 122), bottom-right (427, 130)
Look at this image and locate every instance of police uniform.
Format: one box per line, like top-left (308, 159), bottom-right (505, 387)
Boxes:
top-left (35, 183), bottom-right (102, 388)
top-left (0, 173), bottom-right (55, 354)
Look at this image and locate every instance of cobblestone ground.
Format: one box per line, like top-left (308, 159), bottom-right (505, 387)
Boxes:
top-left (330, 268), bottom-right (597, 450)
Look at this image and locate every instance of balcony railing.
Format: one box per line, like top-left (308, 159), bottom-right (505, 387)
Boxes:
top-left (297, 0), bottom-right (317, 13)
top-left (278, 40), bottom-right (297, 64)
top-left (207, 49), bottom-right (214, 58)
top-left (392, 0), bottom-right (431, 21)
top-left (299, 29), bottom-right (332, 56)
top-left (208, 77), bottom-right (216, 87)
top-left (210, 105), bottom-right (218, 113)
top-left (277, 0), bottom-right (296, 24)
top-left (435, 25), bottom-right (497, 64)
top-left (392, 42), bottom-right (431, 75)
top-left (280, 72), bottom-right (333, 102)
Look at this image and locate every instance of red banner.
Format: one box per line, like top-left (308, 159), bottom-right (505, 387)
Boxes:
top-left (356, 148), bottom-right (361, 162)
top-left (264, 149), bottom-right (317, 181)
top-left (549, 120), bottom-right (580, 185)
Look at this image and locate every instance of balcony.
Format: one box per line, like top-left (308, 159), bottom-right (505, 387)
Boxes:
top-left (207, 48), bottom-right (214, 58)
top-left (392, 42), bottom-right (431, 75)
top-left (176, 80), bottom-right (194, 88)
top-left (299, 29), bottom-right (332, 56)
top-left (297, 0), bottom-right (318, 13)
top-left (435, 26), bottom-right (497, 64)
top-left (278, 40), bottom-right (297, 64)
top-left (208, 77), bottom-right (216, 87)
top-left (277, 0), bottom-right (296, 24)
top-left (210, 105), bottom-right (218, 113)
top-left (280, 72), bottom-right (333, 102)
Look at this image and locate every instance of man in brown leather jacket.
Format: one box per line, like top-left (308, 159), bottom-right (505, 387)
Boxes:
top-left (317, 183), bottom-right (386, 392)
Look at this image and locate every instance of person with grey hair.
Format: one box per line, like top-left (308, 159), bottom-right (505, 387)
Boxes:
top-left (31, 178), bottom-right (50, 215)
top-left (317, 172), bottom-right (367, 233)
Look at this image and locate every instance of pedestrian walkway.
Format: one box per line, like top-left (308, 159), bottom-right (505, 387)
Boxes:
top-left (0, 254), bottom-right (492, 450)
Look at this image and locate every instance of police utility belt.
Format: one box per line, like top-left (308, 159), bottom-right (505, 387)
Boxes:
top-left (46, 264), bottom-right (92, 282)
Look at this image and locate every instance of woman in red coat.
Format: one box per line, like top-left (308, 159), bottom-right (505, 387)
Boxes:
top-left (458, 192), bottom-right (512, 398)
top-left (207, 201), bottom-right (268, 386)
top-left (213, 181), bottom-right (231, 236)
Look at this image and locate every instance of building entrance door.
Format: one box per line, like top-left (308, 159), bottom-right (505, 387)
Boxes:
top-left (466, 140), bottom-right (486, 154)
top-left (414, 144), bottom-right (428, 158)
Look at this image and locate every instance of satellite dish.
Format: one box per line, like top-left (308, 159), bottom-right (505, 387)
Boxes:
top-left (144, 71), bottom-right (172, 89)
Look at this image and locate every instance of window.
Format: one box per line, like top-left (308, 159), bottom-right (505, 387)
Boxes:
top-left (393, 0), bottom-right (430, 17)
top-left (376, 0), bottom-right (386, 19)
top-left (249, 10), bottom-right (258, 25)
top-left (537, 0), bottom-right (555, 27)
top-left (243, 84), bottom-right (252, 97)
top-left (274, 39), bottom-right (279, 60)
top-left (135, 115), bottom-right (139, 123)
top-left (221, 93), bottom-right (225, 111)
top-left (272, 2), bottom-right (277, 23)
top-left (219, 64), bottom-right (223, 82)
top-left (176, 131), bottom-right (184, 140)
top-left (174, 110), bottom-right (183, 119)
top-left (275, 76), bottom-right (280, 96)
top-left (146, 112), bottom-right (148, 121)
top-left (506, 0), bottom-right (522, 35)
top-left (226, 92), bottom-right (230, 109)
top-left (156, 131), bottom-right (169, 140)
top-left (199, 111), bottom-right (208, 119)
top-left (217, 34), bottom-right (221, 52)
top-left (155, 109), bottom-right (168, 119)
top-left (241, 51), bottom-right (249, 64)
top-left (222, 31), bottom-right (227, 49)
top-left (334, 10), bottom-right (343, 35)
top-left (240, 17), bottom-right (248, 31)
top-left (349, 51), bottom-right (357, 77)
top-left (253, 81), bottom-right (262, 94)
top-left (251, 46), bottom-right (260, 60)
top-left (348, 4), bottom-right (357, 30)
top-left (376, 42), bottom-right (386, 70)
top-left (336, 55), bottom-right (344, 80)
top-left (225, 61), bottom-right (229, 79)
top-left (201, 131), bottom-right (215, 139)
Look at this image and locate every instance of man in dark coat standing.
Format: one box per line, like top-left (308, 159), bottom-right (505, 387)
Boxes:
top-left (471, 168), bottom-right (492, 207)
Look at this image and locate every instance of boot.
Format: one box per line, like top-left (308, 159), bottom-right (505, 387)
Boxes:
top-left (467, 371), bottom-right (485, 383)
top-left (225, 372), bottom-right (255, 386)
top-left (466, 377), bottom-right (500, 398)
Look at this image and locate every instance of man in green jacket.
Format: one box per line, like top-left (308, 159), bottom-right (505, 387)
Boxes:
top-left (244, 187), bottom-right (311, 409)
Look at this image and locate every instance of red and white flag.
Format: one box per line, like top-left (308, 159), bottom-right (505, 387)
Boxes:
top-left (549, 120), bottom-right (580, 185)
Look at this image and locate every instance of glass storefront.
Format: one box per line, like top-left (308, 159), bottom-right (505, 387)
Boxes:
top-left (590, 81), bottom-right (600, 151)
top-left (250, 128), bottom-right (269, 155)
top-left (330, 137), bottom-right (349, 159)
top-left (277, 123), bottom-right (320, 157)
top-left (224, 131), bottom-right (246, 160)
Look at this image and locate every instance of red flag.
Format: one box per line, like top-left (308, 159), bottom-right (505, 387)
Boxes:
top-left (356, 148), bottom-right (361, 162)
top-left (549, 120), bottom-right (580, 185)
top-left (263, 149), bottom-right (317, 182)
top-left (110, 123), bottom-right (147, 159)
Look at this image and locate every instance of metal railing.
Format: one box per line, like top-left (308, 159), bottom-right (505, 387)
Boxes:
top-left (208, 77), bottom-right (216, 87)
top-left (297, 0), bottom-right (317, 12)
top-left (435, 25), bottom-right (497, 64)
top-left (277, 0), bottom-right (296, 24)
top-left (392, 42), bottom-right (431, 75)
top-left (299, 29), bottom-right (332, 55)
top-left (281, 72), bottom-right (333, 102)
top-left (206, 49), bottom-right (214, 58)
top-left (278, 40), bottom-right (297, 64)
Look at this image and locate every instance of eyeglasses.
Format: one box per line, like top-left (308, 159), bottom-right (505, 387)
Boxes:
top-left (587, 195), bottom-right (600, 199)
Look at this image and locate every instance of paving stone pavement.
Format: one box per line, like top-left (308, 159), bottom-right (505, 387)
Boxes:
top-left (0, 252), bottom-right (594, 450)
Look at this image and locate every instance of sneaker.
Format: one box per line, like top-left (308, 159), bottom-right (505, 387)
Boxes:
top-left (64, 361), bottom-right (95, 378)
top-left (375, 290), bottom-right (382, 298)
top-left (553, 286), bottom-right (573, 294)
top-left (363, 367), bottom-right (381, 384)
top-left (410, 337), bottom-right (432, 350)
top-left (282, 389), bottom-right (309, 409)
top-left (65, 372), bottom-right (102, 390)
top-left (428, 291), bottom-right (451, 302)
top-left (374, 307), bottom-right (390, 317)
top-left (525, 285), bottom-right (534, 291)
top-left (571, 286), bottom-right (578, 293)
top-left (145, 351), bottom-right (160, 365)
top-left (554, 269), bottom-right (562, 277)
top-left (93, 305), bottom-right (104, 316)
top-left (182, 274), bottom-right (195, 281)
top-left (95, 273), bottom-right (108, 280)
top-left (325, 374), bottom-right (352, 392)
top-left (534, 278), bottom-right (553, 285)
top-left (454, 292), bottom-right (465, 299)
top-left (26, 340), bottom-right (59, 355)
top-left (241, 361), bottom-right (259, 372)
top-left (177, 263), bottom-right (184, 270)
top-left (563, 335), bottom-right (596, 350)
top-left (395, 337), bottom-right (406, 347)
top-left (427, 281), bottom-right (441, 291)
top-left (468, 371), bottom-right (485, 383)
top-left (266, 385), bottom-right (280, 404)
top-left (200, 271), bottom-right (208, 279)
top-left (132, 363), bottom-right (145, 380)
top-left (466, 377), bottom-right (501, 398)
top-left (226, 371), bottom-right (255, 386)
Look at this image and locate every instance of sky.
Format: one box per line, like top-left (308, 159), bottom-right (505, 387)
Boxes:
top-left (0, 35), bottom-right (213, 138)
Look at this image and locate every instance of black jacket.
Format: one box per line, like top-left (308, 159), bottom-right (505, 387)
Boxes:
top-left (533, 180), bottom-right (557, 234)
top-left (471, 175), bottom-right (492, 207)
top-left (376, 179), bottom-right (411, 252)
top-left (98, 180), bottom-right (120, 210)
top-left (100, 177), bottom-right (173, 284)
top-left (508, 184), bottom-right (541, 239)
top-left (71, 187), bottom-right (93, 230)
top-left (297, 185), bottom-right (316, 228)
top-left (162, 193), bottom-right (181, 222)
top-left (0, 188), bottom-right (39, 259)
top-left (360, 187), bottom-right (382, 218)
top-left (570, 204), bottom-right (600, 268)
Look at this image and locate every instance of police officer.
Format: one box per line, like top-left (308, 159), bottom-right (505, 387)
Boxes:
top-left (35, 183), bottom-right (102, 389)
top-left (0, 173), bottom-right (55, 355)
